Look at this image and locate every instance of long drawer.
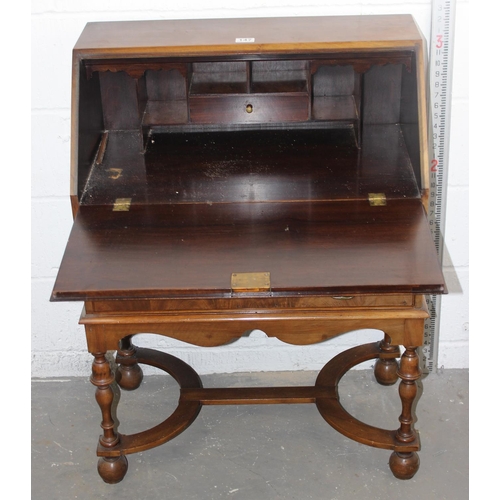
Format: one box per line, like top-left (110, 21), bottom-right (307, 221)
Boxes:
top-left (86, 294), bottom-right (417, 314)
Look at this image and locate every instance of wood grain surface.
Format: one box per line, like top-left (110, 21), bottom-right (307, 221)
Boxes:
top-left (52, 199), bottom-right (445, 301)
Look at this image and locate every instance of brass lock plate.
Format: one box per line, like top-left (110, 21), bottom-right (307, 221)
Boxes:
top-left (231, 272), bottom-right (271, 293)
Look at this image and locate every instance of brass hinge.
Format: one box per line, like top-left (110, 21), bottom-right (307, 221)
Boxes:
top-left (113, 198), bottom-right (132, 211)
top-left (231, 272), bottom-right (271, 293)
top-left (368, 193), bottom-right (387, 206)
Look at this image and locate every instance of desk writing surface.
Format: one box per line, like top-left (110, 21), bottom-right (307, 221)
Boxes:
top-left (51, 199), bottom-right (445, 301)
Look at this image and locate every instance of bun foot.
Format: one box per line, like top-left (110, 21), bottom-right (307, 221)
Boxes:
top-left (389, 451), bottom-right (420, 480)
top-left (116, 363), bottom-right (143, 391)
top-left (97, 455), bottom-right (128, 484)
top-left (374, 358), bottom-right (399, 386)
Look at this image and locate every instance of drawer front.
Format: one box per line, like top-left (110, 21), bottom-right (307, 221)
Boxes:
top-left (87, 294), bottom-right (415, 314)
top-left (189, 94), bottom-right (309, 124)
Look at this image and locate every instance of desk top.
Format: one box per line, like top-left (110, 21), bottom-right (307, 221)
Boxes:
top-left (51, 199), bottom-right (445, 301)
top-left (73, 15), bottom-right (424, 58)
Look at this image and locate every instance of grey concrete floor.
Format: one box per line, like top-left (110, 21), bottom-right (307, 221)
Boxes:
top-left (32, 368), bottom-right (468, 500)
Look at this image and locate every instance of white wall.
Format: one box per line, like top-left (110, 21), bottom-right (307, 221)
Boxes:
top-left (31, 0), bottom-right (469, 377)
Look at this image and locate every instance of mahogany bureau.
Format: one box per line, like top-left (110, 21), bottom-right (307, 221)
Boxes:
top-left (51, 15), bottom-right (446, 484)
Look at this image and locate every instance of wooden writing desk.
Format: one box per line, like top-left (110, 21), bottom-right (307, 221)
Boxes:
top-left (51, 15), bottom-right (446, 483)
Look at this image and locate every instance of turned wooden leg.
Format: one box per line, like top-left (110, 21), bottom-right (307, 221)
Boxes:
top-left (115, 336), bottom-right (143, 391)
top-left (389, 346), bottom-right (421, 480)
top-left (91, 352), bottom-right (128, 484)
top-left (374, 334), bottom-right (400, 386)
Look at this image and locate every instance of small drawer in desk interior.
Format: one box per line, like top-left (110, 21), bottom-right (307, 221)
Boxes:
top-left (189, 94), bottom-right (309, 124)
